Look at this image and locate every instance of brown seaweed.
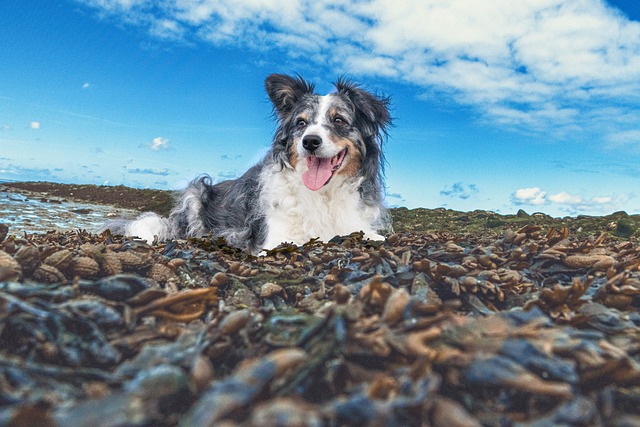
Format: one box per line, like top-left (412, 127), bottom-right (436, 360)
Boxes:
top-left (1, 219), bottom-right (640, 426)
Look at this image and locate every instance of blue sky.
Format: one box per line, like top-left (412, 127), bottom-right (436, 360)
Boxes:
top-left (1, 0), bottom-right (640, 217)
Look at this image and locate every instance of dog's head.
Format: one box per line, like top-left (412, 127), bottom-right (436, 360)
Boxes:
top-left (266, 74), bottom-right (391, 191)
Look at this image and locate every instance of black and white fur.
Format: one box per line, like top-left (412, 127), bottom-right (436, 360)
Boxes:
top-left (108, 74), bottom-right (392, 254)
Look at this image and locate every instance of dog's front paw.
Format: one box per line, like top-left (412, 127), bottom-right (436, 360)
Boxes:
top-left (364, 232), bottom-right (385, 241)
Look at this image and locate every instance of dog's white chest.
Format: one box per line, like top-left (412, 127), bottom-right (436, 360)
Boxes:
top-left (260, 168), bottom-right (381, 250)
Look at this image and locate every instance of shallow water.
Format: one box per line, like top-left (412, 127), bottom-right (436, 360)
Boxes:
top-left (0, 186), bottom-right (139, 235)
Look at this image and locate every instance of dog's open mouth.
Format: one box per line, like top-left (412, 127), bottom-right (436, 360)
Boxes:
top-left (302, 148), bottom-right (347, 191)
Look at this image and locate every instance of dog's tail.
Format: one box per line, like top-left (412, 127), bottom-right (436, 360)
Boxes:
top-left (102, 212), bottom-right (174, 244)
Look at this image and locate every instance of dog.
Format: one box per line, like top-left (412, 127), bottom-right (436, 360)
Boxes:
top-left (106, 74), bottom-right (392, 254)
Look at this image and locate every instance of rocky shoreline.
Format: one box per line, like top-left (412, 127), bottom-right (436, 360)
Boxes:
top-left (2, 182), bottom-right (640, 426)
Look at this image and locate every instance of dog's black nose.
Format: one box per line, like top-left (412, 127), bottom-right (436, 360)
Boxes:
top-left (302, 135), bottom-right (322, 152)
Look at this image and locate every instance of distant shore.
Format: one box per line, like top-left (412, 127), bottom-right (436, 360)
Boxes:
top-left (1, 181), bottom-right (176, 216)
top-left (1, 181), bottom-right (639, 240)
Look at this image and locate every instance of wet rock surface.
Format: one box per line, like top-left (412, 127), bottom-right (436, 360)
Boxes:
top-left (0, 183), bottom-right (142, 235)
top-left (2, 183), bottom-right (640, 426)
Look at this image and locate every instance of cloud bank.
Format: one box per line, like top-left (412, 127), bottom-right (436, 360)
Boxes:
top-left (511, 186), bottom-right (633, 215)
top-left (0, 164), bottom-right (56, 181)
top-left (76, 0), bottom-right (640, 143)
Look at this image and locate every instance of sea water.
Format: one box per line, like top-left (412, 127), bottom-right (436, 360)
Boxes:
top-left (0, 184), bottom-right (138, 235)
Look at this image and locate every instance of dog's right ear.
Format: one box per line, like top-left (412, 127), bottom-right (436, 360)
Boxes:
top-left (265, 74), bottom-right (315, 118)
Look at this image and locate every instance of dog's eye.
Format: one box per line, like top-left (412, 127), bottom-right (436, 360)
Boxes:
top-left (296, 119), bottom-right (307, 127)
top-left (333, 116), bottom-right (346, 125)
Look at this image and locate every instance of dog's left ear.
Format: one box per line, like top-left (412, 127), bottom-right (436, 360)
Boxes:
top-left (265, 74), bottom-right (315, 119)
top-left (335, 78), bottom-right (392, 142)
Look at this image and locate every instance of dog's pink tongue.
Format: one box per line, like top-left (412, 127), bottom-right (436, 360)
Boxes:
top-left (303, 156), bottom-right (333, 191)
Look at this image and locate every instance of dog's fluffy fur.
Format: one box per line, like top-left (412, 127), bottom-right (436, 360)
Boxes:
top-left (106, 74), bottom-right (392, 254)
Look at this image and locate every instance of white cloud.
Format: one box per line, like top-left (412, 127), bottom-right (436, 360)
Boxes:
top-left (148, 136), bottom-right (170, 151)
top-left (547, 191), bottom-right (583, 205)
top-left (75, 0), bottom-right (640, 139)
top-left (512, 187), bottom-right (547, 206)
top-left (592, 196), bottom-right (613, 204)
top-left (81, 0), bottom-right (146, 12)
top-left (82, 82), bottom-right (90, 89)
top-left (150, 18), bottom-right (184, 39)
top-left (30, 121), bottom-right (40, 129)
top-left (606, 129), bottom-right (640, 148)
